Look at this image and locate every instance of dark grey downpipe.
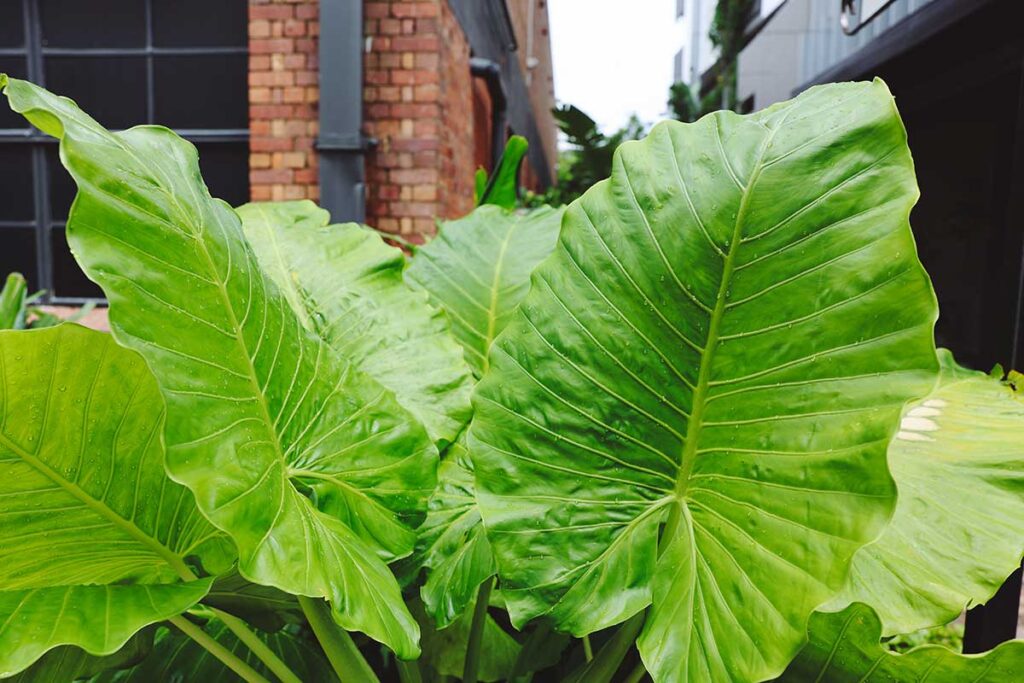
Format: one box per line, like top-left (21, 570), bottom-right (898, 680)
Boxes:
top-left (318, 0), bottom-right (366, 222)
top-left (470, 57), bottom-right (508, 168)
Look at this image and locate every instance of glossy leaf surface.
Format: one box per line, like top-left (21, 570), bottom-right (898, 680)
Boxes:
top-left (777, 603), bottom-right (1024, 682)
top-left (7, 631), bottom-right (153, 683)
top-left (237, 200), bottom-right (473, 444)
top-left (2, 75), bottom-right (430, 657)
top-left (0, 584), bottom-right (210, 678)
top-left (0, 325), bottom-right (220, 675)
top-left (406, 204), bottom-right (564, 375)
top-left (830, 351), bottom-right (1024, 634)
top-left (471, 81), bottom-right (939, 682)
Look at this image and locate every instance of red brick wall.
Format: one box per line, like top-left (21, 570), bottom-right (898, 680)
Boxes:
top-left (245, 0), bottom-right (506, 239)
top-left (248, 0), bottom-right (320, 202)
top-left (363, 1), bottom-right (476, 239)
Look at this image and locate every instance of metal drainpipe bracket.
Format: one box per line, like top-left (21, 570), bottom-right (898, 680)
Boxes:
top-left (315, 133), bottom-right (377, 152)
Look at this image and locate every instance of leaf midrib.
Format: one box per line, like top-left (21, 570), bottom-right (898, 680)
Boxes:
top-left (101, 129), bottom-right (287, 475)
top-left (674, 124), bottom-right (775, 500)
top-left (0, 431), bottom-right (194, 581)
top-left (482, 220), bottom-right (520, 373)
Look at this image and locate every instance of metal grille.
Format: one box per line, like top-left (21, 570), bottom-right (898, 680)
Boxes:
top-left (0, 0), bottom-right (249, 304)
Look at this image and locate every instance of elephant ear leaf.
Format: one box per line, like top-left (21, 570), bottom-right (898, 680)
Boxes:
top-left (236, 200), bottom-right (474, 445)
top-left (406, 204), bottom-right (564, 376)
top-left (0, 325), bottom-right (223, 677)
top-left (471, 79), bottom-right (939, 682)
top-left (827, 350), bottom-right (1024, 634)
top-left (777, 603), bottom-right (1024, 682)
top-left (2, 76), bottom-right (433, 658)
top-left (7, 630), bottom-right (153, 683)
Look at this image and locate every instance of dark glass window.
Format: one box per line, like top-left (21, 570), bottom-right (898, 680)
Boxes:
top-left (50, 229), bottom-right (103, 298)
top-left (0, 228), bottom-right (38, 291)
top-left (0, 58), bottom-right (29, 130)
top-left (154, 54), bottom-right (248, 129)
top-left (0, 2), bottom-right (24, 47)
top-left (39, 0), bottom-right (146, 48)
top-left (0, 0), bottom-right (249, 302)
top-left (196, 142), bottom-right (252, 208)
top-left (45, 57), bottom-right (148, 129)
top-left (0, 147), bottom-right (35, 221)
top-left (152, 0), bottom-right (248, 48)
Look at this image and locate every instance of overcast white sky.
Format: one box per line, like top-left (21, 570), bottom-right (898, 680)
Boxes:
top-left (548, 0), bottom-right (682, 136)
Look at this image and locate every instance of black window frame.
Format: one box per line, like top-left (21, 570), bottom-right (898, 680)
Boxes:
top-left (0, 0), bottom-right (249, 304)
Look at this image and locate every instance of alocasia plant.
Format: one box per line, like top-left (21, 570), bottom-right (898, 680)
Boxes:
top-left (2, 72), bottom-right (1024, 683)
top-left (1, 74), bottom-right (433, 660)
top-left (470, 79), bottom-right (942, 682)
top-left (0, 325), bottom-right (228, 676)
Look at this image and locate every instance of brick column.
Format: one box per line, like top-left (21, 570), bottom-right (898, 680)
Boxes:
top-left (248, 0), bottom-right (320, 202)
top-left (364, 1), bottom-right (476, 239)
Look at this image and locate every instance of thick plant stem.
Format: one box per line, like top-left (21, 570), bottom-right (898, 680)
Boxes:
top-left (298, 596), bottom-right (381, 683)
top-left (168, 615), bottom-right (270, 683)
top-left (210, 607), bottom-right (302, 683)
top-left (396, 657), bottom-right (424, 683)
top-left (564, 612), bottom-right (645, 683)
top-left (463, 577), bottom-right (494, 683)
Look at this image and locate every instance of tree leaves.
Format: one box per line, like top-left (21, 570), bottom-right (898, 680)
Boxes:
top-left (471, 80), bottom-right (939, 682)
top-left (2, 76), bottom-right (432, 658)
top-left (776, 603), bottom-right (1024, 682)
top-left (236, 200), bottom-right (473, 445)
top-left (828, 350), bottom-right (1024, 634)
top-left (0, 325), bottom-right (222, 676)
top-left (406, 205), bottom-right (564, 375)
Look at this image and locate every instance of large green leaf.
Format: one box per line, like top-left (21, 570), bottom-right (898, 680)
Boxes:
top-left (6, 630), bottom-right (153, 683)
top-left (777, 603), bottom-right (1024, 682)
top-left (828, 350), bottom-right (1024, 634)
top-left (236, 200), bottom-right (473, 445)
top-left (2, 75), bottom-right (432, 657)
top-left (471, 80), bottom-right (940, 682)
top-left (400, 439), bottom-right (496, 628)
top-left (91, 621), bottom-right (335, 682)
top-left (406, 204), bottom-right (564, 375)
top-left (0, 324), bottom-right (222, 676)
top-left (0, 584), bottom-right (210, 679)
